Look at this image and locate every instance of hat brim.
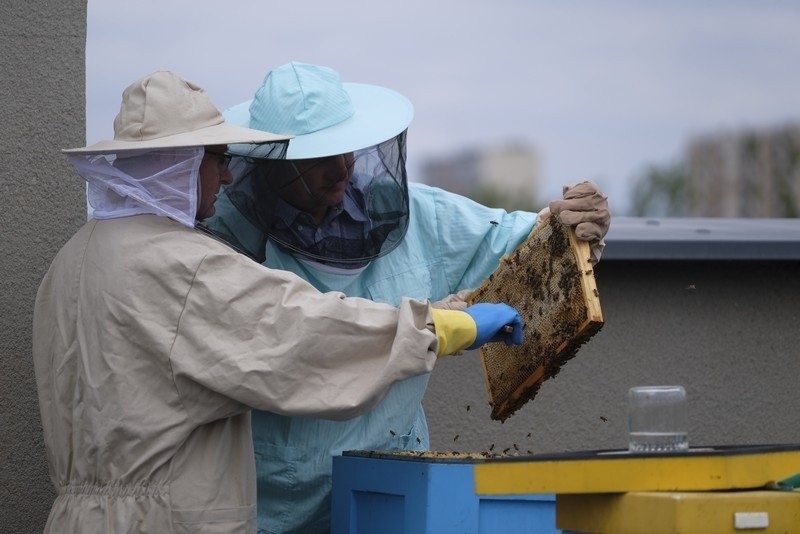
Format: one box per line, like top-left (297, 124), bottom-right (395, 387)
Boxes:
top-left (62, 122), bottom-right (292, 154)
top-left (224, 83), bottom-right (414, 160)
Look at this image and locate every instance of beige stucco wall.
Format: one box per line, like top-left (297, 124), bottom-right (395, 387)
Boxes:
top-left (0, 1), bottom-right (87, 531)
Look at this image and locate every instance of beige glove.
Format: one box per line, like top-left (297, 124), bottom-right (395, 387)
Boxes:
top-left (544, 181), bottom-right (610, 264)
top-left (432, 289), bottom-right (474, 311)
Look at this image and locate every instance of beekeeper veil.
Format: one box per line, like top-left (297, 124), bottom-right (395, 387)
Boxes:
top-left (220, 62), bottom-right (412, 268)
top-left (62, 70), bottom-right (290, 228)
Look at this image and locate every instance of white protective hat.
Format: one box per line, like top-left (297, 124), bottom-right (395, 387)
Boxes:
top-left (64, 70), bottom-right (292, 154)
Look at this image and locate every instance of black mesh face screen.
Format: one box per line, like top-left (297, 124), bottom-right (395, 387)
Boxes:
top-left (221, 131), bottom-right (410, 268)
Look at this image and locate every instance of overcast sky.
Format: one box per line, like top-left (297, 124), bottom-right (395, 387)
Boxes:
top-left (86, 0), bottom-right (800, 214)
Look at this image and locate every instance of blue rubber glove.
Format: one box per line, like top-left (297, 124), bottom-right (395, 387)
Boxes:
top-left (463, 303), bottom-right (524, 350)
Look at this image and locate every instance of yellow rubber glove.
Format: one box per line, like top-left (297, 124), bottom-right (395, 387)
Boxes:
top-left (429, 308), bottom-right (477, 356)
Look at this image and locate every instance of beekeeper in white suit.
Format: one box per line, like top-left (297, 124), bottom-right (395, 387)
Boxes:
top-left (31, 70), bottom-right (523, 534)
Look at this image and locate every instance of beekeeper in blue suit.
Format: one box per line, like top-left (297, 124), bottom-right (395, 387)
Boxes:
top-left (207, 61), bottom-right (611, 533)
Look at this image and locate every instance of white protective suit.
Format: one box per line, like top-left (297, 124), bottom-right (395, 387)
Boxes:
top-left (32, 213), bottom-right (445, 533)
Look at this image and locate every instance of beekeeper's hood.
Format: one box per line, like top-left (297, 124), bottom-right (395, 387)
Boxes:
top-left (220, 62), bottom-right (413, 268)
top-left (64, 70), bottom-right (291, 227)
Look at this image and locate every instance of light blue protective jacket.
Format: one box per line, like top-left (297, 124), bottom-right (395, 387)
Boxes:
top-left (209, 181), bottom-right (537, 534)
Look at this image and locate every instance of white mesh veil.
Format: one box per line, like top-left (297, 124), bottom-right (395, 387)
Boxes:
top-left (70, 148), bottom-right (203, 227)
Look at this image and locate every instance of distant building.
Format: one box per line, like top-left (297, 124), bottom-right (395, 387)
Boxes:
top-left (687, 124), bottom-right (800, 217)
top-left (420, 144), bottom-right (540, 211)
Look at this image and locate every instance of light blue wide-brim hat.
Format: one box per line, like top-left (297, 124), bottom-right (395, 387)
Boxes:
top-left (226, 62), bottom-right (414, 159)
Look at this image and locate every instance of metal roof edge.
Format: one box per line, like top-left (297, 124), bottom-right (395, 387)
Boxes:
top-left (601, 217), bottom-right (800, 260)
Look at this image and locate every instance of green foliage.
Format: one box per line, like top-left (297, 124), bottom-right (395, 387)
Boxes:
top-left (629, 162), bottom-right (690, 217)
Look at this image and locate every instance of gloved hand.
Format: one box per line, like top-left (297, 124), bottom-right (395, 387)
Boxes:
top-left (463, 303), bottom-right (524, 350)
top-left (432, 289), bottom-right (474, 311)
top-left (546, 181), bottom-right (610, 264)
top-left (429, 302), bottom-right (523, 356)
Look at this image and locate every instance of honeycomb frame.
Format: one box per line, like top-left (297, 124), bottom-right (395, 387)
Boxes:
top-left (469, 216), bottom-right (604, 421)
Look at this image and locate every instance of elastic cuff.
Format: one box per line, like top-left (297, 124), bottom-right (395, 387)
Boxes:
top-left (429, 308), bottom-right (477, 356)
top-left (591, 239), bottom-right (606, 264)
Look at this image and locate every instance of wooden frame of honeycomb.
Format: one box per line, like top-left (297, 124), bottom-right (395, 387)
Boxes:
top-left (468, 216), bottom-right (604, 421)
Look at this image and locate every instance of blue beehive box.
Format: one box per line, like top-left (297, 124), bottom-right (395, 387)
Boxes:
top-left (331, 451), bottom-right (560, 534)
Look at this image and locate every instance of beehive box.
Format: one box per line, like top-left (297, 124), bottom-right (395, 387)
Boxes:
top-left (331, 450), bottom-right (560, 534)
top-left (557, 490), bottom-right (800, 533)
top-left (469, 217), bottom-right (604, 420)
top-left (331, 446), bottom-right (800, 533)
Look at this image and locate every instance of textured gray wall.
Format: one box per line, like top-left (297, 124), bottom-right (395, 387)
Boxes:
top-left (1, 1), bottom-right (87, 532)
top-left (425, 259), bottom-right (800, 455)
